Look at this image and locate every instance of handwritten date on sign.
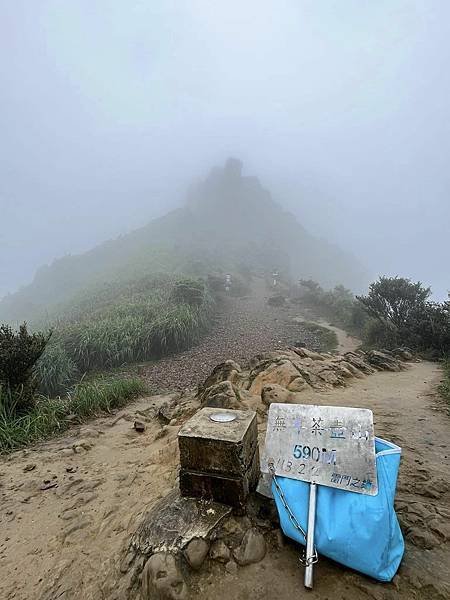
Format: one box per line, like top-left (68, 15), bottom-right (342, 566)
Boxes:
top-left (262, 403), bottom-right (378, 495)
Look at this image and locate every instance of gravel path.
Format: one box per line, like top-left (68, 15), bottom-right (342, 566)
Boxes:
top-left (138, 279), bottom-right (323, 392)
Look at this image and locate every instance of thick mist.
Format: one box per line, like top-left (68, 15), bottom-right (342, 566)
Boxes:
top-left (1, 1), bottom-right (449, 299)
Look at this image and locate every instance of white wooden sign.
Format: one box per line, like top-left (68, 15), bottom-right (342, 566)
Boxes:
top-left (261, 403), bottom-right (378, 496)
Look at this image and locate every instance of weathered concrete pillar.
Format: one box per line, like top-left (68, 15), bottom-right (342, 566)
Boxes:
top-left (178, 407), bottom-right (259, 509)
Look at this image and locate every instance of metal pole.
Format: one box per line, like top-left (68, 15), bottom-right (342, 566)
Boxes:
top-left (304, 482), bottom-right (317, 589)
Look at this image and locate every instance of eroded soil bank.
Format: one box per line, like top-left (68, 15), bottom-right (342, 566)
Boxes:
top-left (1, 357), bottom-right (448, 600)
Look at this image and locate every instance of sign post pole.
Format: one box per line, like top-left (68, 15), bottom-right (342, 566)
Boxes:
top-left (304, 482), bottom-right (317, 589)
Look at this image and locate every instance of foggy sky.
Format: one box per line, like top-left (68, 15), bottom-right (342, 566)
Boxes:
top-left (1, 1), bottom-right (449, 300)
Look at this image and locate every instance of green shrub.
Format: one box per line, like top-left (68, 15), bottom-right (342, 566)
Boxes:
top-left (0, 323), bottom-right (50, 412)
top-left (357, 277), bottom-right (449, 357)
top-left (171, 279), bottom-right (205, 306)
top-left (356, 277), bottom-right (430, 330)
top-left (295, 279), bottom-right (366, 333)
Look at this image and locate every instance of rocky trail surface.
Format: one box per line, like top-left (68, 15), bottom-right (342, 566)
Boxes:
top-left (138, 279), bottom-right (327, 392)
top-left (0, 296), bottom-right (449, 600)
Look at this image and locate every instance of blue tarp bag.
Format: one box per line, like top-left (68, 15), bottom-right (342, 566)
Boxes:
top-left (272, 437), bottom-right (404, 581)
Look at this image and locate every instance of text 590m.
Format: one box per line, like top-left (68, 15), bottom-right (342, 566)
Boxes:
top-left (293, 445), bottom-right (337, 464)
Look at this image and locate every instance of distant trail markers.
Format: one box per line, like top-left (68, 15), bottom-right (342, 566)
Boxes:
top-left (272, 270), bottom-right (279, 287)
top-left (261, 403), bottom-right (377, 589)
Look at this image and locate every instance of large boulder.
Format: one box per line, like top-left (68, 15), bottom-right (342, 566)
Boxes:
top-left (248, 360), bottom-right (302, 396)
top-left (233, 528), bottom-right (267, 566)
top-left (129, 490), bottom-right (232, 560)
top-left (198, 360), bottom-right (241, 394)
top-left (344, 352), bottom-right (377, 375)
top-left (292, 347), bottom-right (326, 361)
top-left (141, 553), bottom-right (187, 600)
top-left (183, 538), bottom-right (210, 570)
top-left (200, 381), bottom-right (244, 409)
top-left (365, 350), bottom-right (405, 372)
top-left (261, 384), bottom-right (294, 406)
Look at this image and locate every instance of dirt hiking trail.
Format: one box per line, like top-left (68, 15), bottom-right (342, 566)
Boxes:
top-left (294, 314), bottom-right (361, 354)
top-left (1, 350), bottom-right (448, 599)
top-left (138, 279), bottom-right (328, 392)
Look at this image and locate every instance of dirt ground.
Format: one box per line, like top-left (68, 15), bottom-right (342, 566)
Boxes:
top-left (294, 314), bottom-right (361, 354)
top-left (1, 356), bottom-right (448, 600)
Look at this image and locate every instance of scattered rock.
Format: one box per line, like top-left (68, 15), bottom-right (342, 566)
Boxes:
top-left (133, 420), bottom-right (146, 433)
top-left (158, 396), bottom-right (182, 424)
top-left (141, 553), bottom-right (187, 600)
top-left (23, 463), bottom-right (36, 472)
top-left (155, 427), bottom-right (169, 440)
top-left (266, 528), bottom-right (285, 550)
top-left (261, 384), bottom-right (293, 406)
top-left (79, 427), bottom-right (100, 438)
top-left (40, 480), bottom-right (58, 491)
top-left (183, 538), bottom-right (210, 570)
top-left (233, 527), bottom-right (266, 566)
top-left (292, 347), bottom-right (326, 361)
top-left (225, 559), bottom-right (238, 575)
top-left (209, 539), bottom-right (231, 563)
top-left (73, 439), bottom-right (94, 452)
top-left (365, 350), bottom-right (405, 372)
top-left (60, 448), bottom-right (74, 457)
top-left (392, 347), bottom-right (414, 361)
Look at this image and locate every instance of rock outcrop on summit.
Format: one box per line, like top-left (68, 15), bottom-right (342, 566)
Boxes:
top-left (197, 347), bottom-right (409, 412)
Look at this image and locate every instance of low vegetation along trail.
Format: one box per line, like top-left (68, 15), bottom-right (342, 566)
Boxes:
top-left (0, 297), bottom-right (448, 599)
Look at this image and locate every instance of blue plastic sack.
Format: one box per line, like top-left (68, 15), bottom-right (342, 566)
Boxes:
top-left (272, 437), bottom-right (404, 581)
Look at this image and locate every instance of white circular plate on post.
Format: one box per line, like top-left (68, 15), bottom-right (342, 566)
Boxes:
top-left (209, 412), bottom-right (237, 423)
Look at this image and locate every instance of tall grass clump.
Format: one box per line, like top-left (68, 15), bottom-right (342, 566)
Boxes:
top-left (35, 342), bottom-right (78, 396)
top-left (0, 376), bottom-right (146, 453)
top-left (0, 387), bottom-right (67, 453)
top-left (67, 377), bottom-right (147, 419)
top-left (54, 276), bottom-right (215, 373)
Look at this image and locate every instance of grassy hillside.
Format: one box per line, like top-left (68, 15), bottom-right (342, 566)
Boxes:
top-left (0, 159), bottom-right (366, 327)
top-left (34, 275), bottom-right (215, 395)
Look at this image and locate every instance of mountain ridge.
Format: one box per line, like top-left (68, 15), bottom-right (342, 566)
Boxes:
top-left (0, 159), bottom-right (367, 324)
